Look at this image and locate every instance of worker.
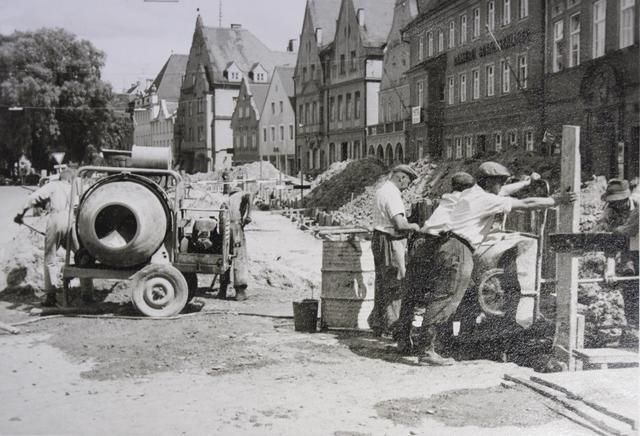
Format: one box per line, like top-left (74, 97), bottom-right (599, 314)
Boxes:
top-left (396, 162), bottom-right (576, 366)
top-left (368, 164), bottom-right (420, 337)
top-left (602, 179), bottom-right (639, 333)
top-left (14, 169), bottom-right (94, 307)
top-left (219, 183), bottom-right (252, 301)
top-left (396, 172), bottom-right (476, 354)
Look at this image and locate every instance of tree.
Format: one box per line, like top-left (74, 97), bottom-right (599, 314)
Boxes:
top-left (0, 28), bottom-right (131, 172)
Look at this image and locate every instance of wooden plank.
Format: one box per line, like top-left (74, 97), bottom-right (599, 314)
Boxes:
top-left (573, 348), bottom-right (639, 364)
top-left (553, 125), bottom-right (581, 371)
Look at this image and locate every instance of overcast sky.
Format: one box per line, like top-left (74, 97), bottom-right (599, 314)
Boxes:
top-left (0, 0), bottom-right (306, 92)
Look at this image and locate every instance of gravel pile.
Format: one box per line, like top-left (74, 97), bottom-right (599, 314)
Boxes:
top-left (310, 160), bottom-right (351, 190)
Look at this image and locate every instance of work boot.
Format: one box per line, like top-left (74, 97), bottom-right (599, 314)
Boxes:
top-left (234, 288), bottom-right (247, 301)
top-left (41, 293), bottom-right (57, 307)
top-left (217, 286), bottom-right (227, 300)
top-left (417, 350), bottom-right (455, 366)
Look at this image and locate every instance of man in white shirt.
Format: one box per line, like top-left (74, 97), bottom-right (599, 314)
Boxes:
top-left (397, 162), bottom-right (576, 366)
top-left (368, 165), bottom-right (420, 337)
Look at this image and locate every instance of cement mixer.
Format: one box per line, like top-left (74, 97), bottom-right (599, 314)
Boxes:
top-left (62, 157), bottom-right (232, 317)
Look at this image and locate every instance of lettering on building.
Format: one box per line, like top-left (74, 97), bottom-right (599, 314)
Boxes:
top-left (453, 29), bottom-right (531, 66)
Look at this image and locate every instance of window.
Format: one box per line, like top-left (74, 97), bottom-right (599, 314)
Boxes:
top-left (280, 125), bottom-right (284, 141)
top-left (198, 126), bottom-right (204, 142)
top-left (354, 92), bottom-right (361, 119)
top-left (472, 69), bottom-right (480, 99)
top-left (263, 128), bottom-right (267, 142)
top-left (503, 0), bottom-right (511, 25)
top-left (419, 35), bottom-right (424, 61)
top-left (487, 1), bottom-right (495, 31)
top-left (427, 32), bottom-right (434, 56)
top-left (271, 102), bottom-right (276, 114)
top-left (520, 0), bottom-right (529, 18)
top-left (417, 81), bottom-right (424, 106)
top-left (279, 101), bottom-right (283, 113)
top-left (620, 0), bottom-right (635, 48)
top-left (593, 0), bottom-right (606, 58)
top-left (508, 130), bottom-right (517, 147)
top-left (271, 126), bottom-right (276, 142)
top-left (302, 67), bottom-right (307, 82)
top-left (438, 30), bottom-right (444, 52)
top-left (298, 104), bottom-right (303, 123)
top-left (455, 137), bottom-right (463, 158)
top-left (448, 76), bottom-right (455, 104)
top-left (337, 95), bottom-right (343, 121)
top-left (525, 130), bottom-right (534, 151)
top-left (553, 20), bottom-right (564, 72)
top-left (449, 21), bottom-right (456, 48)
top-left (445, 138), bottom-right (453, 158)
top-left (486, 64), bottom-right (495, 96)
top-left (494, 132), bottom-right (502, 151)
top-left (473, 8), bottom-right (481, 38)
top-left (346, 93), bottom-right (352, 120)
top-left (460, 15), bottom-right (468, 44)
top-left (351, 50), bottom-right (357, 71)
top-left (329, 97), bottom-right (335, 121)
top-left (517, 54), bottom-right (527, 88)
top-left (569, 14), bottom-right (580, 67)
top-left (340, 54), bottom-right (346, 74)
top-left (305, 103), bottom-right (309, 125)
top-left (289, 125), bottom-right (294, 140)
top-left (501, 59), bottom-right (510, 93)
top-left (459, 73), bottom-right (467, 102)
top-left (311, 65), bottom-right (316, 80)
top-left (465, 136), bottom-right (474, 157)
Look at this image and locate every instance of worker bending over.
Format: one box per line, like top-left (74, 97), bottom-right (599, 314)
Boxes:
top-left (397, 162), bottom-right (576, 366)
top-left (14, 169), bottom-right (93, 307)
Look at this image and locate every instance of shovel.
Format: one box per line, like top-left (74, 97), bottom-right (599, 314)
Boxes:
top-left (18, 218), bottom-right (45, 236)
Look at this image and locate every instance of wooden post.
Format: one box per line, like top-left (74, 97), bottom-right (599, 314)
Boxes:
top-left (552, 125), bottom-right (581, 371)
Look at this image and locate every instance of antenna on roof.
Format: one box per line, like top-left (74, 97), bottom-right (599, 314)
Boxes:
top-left (218, 0), bottom-right (222, 27)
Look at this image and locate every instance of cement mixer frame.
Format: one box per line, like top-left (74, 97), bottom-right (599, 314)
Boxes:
top-left (61, 166), bottom-right (233, 317)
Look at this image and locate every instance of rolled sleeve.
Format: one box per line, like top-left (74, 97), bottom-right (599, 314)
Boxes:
top-left (384, 193), bottom-right (406, 220)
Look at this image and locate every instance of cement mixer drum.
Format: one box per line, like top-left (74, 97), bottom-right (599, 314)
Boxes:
top-left (77, 176), bottom-right (170, 267)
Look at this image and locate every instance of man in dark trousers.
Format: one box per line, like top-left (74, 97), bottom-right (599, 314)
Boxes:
top-left (398, 162), bottom-right (576, 366)
top-left (219, 183), bottom-right (252, 301)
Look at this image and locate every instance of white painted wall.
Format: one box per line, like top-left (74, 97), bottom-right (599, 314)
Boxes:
top-left (366, 81), bottom-right (380, 126)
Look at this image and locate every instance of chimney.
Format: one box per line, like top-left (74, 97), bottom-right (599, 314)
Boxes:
top-left (357, 8), bottom-right (365, 27)
top-left (230, 23), bottom-right (242, 29)
top-left (287, 39), bottom-right (298, 52)
top-left (315, 27), bottom-right (323, 45)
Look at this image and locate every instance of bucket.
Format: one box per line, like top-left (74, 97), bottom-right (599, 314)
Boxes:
top-left (293, 299), bottom-right (319, 333)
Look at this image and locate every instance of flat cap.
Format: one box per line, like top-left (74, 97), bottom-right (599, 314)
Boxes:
top-left (478, 161), bottom-right (511, 178)
top-left (451, 172), bottom-right (476, 191)
top-left (602, 179), bottom-right (630, 202)
top-left (392, 164), bottom-right (418, 181)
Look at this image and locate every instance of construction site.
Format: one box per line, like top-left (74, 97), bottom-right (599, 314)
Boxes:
top-left (0, 127), bottom-right (637, 435)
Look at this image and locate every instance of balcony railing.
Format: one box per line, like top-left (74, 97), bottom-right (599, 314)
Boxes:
top-left (367, 120), bottom-right (408, 136)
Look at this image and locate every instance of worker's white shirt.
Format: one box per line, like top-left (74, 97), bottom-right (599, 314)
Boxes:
top-left (23, 181), bottom-right (72, 214)
top-left (422, 192), bottom-right (462, 235)
top-left (424, 184), bottom-right (513, 247)
top-left (372, 180), bottom-right (406, 236)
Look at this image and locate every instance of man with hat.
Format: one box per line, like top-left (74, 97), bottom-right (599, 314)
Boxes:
top-left (397, 161), bottom-right (576, 365)
top-left (601, 179), bottom-right (639, 332)
top-left (368, 164), bottom-right (420, 336)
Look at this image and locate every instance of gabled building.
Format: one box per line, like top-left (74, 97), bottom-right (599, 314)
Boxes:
top-left (260, 66), bottom-right (297, 174)
top-left (230, 76), bottom-right (270, 165)
top-left (366, 0), bottom-right (418, 165)
top-left (295, 0), bottom-right (341, 173)
top-left (543, 0), bottom-right (638, 180)
top-left (133, 54), bottom-right (188, 149)
top-left (323, 0), bottom-right (395, 168)
top-left (175, 16), bottom-right (296, 173)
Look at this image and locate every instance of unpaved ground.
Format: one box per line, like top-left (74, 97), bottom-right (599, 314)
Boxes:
top-left (0, 196), bottom-right (594, 434)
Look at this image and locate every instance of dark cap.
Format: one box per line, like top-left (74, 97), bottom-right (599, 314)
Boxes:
top-left (451, 172), bottom-right (476, 191)
top-left (392, 164), bottom-right (418, 181)
top-left (478, 161), bottom-right (511, 178)
top-left (602, 179), bottom-right (631, 202)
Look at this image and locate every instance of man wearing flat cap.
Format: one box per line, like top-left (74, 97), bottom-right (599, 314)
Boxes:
top-left (368, 164), bottom-right (420, 337)
top-left (397, 161), bottom-right (576, 366)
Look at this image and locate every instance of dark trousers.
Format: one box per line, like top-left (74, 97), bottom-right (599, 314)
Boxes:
top-left (397, 235), bottom-right (474, 352)
top-left (368, 231), bottom-right (404, 335)
top-left (220, 222), bottom-right (248, 292)
top-left (620, 250), bottom-right (639, 328)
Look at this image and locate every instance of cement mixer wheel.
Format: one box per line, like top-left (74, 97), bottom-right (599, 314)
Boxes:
top-left (131, 264), bottom-right (189, 317)
top-left (477, 268), bottom-right (507, 317)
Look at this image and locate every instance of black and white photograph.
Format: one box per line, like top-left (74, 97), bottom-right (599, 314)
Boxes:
top-left (0, 0), bottom-right (638, 434)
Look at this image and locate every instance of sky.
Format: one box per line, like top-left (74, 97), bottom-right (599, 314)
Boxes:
top-left (0, 0), bottom-right (306, 92)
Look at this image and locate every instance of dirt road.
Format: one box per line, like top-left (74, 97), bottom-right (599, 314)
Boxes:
top-left (0, 210), bottom-right (593, 435)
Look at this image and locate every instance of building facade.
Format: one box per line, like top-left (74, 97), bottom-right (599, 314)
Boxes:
top-left (176, 16), bottom-right (296, 173)
top-left (406, 0), bottom-right (545, 159)
top-left (230, 77), bottom-right (270, 165)
top-left (366, 0), bottom-right (418, 165)
top-left (543, 0), bottom-right (638, 180)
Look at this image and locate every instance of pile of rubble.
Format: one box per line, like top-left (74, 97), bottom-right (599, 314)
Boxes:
top-left (310, 160), bottom-right (351, 190)
top-left (188, 161), bottom-right (295, 183)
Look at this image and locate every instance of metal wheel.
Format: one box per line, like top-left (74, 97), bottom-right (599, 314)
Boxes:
top-left (477, 268), bottom-right (507, 317)
top-left (131, 264), bottom-right (188, 317)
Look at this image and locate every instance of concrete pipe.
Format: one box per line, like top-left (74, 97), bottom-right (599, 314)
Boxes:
top-left (77, 176), bottom-right (170, 267)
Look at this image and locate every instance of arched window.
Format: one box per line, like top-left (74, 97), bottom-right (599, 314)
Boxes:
top-left (369, 145), bottom-right (375, 156)
top-left (395, 143), bottom-right (404, 163)
top-left (385, 143), bottom-right (394, 166)
top-left (376, 145), bottom-right (384, 161)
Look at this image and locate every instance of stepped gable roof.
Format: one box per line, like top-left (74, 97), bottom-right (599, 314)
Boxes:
top-left (352, 0), bottom-right (396, 47)
top-left (150, 54), bottom-right (188, 101)
top-left (275, 66), bottom-right (295, 97)
top-left (201, 26), bottom-right (296, 82)
top-left (308, 0), bottom-right (342, 47)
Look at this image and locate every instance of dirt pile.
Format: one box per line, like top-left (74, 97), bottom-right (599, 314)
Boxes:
top-left (310, 160), bottom-right (351, 190)
top-left (188, 161), bottom-right (295, 183)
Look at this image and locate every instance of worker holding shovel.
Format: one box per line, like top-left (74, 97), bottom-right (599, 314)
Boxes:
top-left (14, 169), bottom-right (93, 307)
